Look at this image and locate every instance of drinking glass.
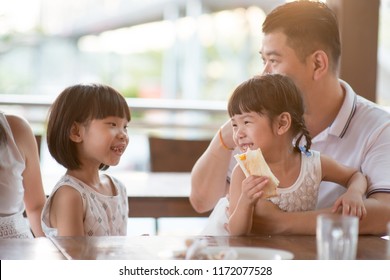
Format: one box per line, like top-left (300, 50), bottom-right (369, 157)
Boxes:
top-left (316, 214), bottom-right (359, 260)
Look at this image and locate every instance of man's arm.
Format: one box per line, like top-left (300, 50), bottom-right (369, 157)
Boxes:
top-left (359, 193), bottom-right (390, 235)
top-left (190, 120), bottom-right (234, 213)
top-left (252, 193), bottom-right (390, 235)
top-left (251, 200), bottom-right (331, 235)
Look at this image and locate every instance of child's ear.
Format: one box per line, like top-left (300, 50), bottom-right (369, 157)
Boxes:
top-left (275, 112), bottom-right (291, 135)
top-left (69, 122), bottom-right (83, 143)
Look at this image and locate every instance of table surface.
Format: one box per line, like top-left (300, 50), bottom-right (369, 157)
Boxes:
top-left (47, 235), bottom-right (389, 260)
top-left (1, 235), bottom-right (388, 260)
top-left (0, 237), bottom-right (66, 260)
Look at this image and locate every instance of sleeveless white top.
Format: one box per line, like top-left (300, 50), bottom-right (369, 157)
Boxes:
top-left (42, 174), bottom-right (128, 236)
top-left (0, 113), bottom-right (33, 238)
top-left (269, 150), bottom-right (322, 211)
top-left (202, 150), bottom-right (322, 236)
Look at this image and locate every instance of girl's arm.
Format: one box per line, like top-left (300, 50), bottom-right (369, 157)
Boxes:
top-left (7, 115), bottom-right (46, 237)
top-left (228, 165), bottom-right (268, 235)
top-left (49, 186), bottom-right (85, 236)
top-left (321, 155), bottom-right (368, 218)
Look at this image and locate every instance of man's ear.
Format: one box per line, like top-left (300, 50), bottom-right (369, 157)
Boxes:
top-left (311, 50), bottom-right (328, 80)
top-left (275, 112), bottom-right (291, 135)
top-left (69, 122), bottom-right (83, 143)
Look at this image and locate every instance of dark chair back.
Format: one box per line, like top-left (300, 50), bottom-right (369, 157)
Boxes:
top-left (148, 136), bottom-right (210, 172)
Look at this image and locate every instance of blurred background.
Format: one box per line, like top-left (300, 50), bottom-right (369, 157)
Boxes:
top-left (1, 0), bottom-right (390, 170)
top-left (1, 0), bottom-right (389, 170)
top-left (1, 0), bottom-right (390, 235)
top-left (0, 0), bottom-right (285, 173)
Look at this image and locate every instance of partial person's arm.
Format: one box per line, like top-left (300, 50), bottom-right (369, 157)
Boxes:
top-left (252, 193), bottom-right (390, 235)
top-left (359, 193), bottom-right (390, 234)
top-left (190, 120), bottom-right (235, 213)
top-left (251, 201), bottom-right (331, 235)
top-left (7, 115), bottom-right (46, 237)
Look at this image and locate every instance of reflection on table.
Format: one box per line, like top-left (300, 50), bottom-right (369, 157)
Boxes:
top-left (48, 235), bottom-right (389, 260)
top-left (0, 237), bottom-right (66, 260)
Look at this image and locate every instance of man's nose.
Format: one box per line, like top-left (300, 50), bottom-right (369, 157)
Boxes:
top-left (261, 64), bottom-right (271, 75)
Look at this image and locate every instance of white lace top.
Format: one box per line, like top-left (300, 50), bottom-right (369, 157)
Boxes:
top-left (269, 150), bottom-right (322, 212)
top-left (42, 174), bottom-right (128, 237)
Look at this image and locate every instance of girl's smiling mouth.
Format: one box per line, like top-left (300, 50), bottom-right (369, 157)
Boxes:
top-left (111, 144), bottom-right (126, 154)
top-left (239, 143), bottom-right (254, 152)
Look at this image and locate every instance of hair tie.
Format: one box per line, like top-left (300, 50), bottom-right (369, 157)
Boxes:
top-left (299, 145), bottom-right (312, 157)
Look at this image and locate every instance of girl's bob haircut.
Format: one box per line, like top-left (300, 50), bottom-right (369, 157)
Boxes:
top-left (46, 83), bottom-right (131, 170)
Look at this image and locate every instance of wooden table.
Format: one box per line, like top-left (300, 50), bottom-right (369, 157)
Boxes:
top-left (47, 235), bottom-right (389, 260)
top-left (43, 171), bottom-right (210, 218)
top-left (116, 172), bottom-right (210, 218)
top-left (0, 237), bottom-right (66, 260)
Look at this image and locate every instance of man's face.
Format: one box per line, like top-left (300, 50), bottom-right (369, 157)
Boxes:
top-left (260, 31), bottom-right (312, 97)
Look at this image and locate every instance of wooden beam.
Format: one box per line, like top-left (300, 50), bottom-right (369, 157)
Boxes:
top-left (327, 0), bottom-right (379, 102)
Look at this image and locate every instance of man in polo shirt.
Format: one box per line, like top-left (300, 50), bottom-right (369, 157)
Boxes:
top-left (190, 1), bottom-right (390, 235)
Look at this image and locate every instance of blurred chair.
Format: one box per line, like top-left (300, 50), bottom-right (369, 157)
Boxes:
top-left (146, 135), bottom-right (212, 234)
top-left (148, 136), bottom-right (211, 172)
